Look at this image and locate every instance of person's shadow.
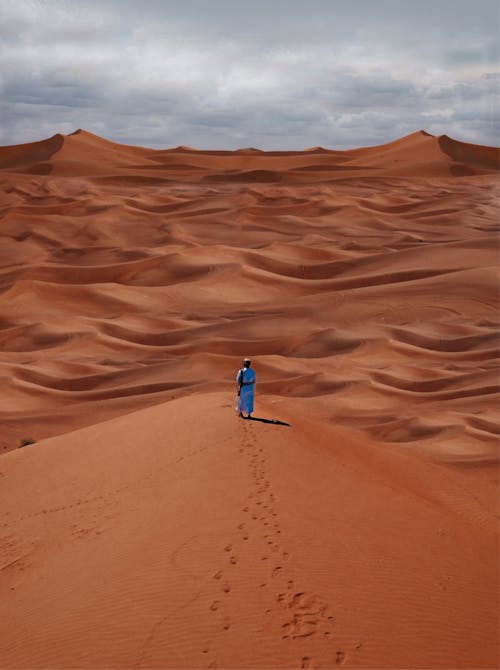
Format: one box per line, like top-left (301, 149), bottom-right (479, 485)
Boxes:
top-left (245, 416), bottom-right (291, 427)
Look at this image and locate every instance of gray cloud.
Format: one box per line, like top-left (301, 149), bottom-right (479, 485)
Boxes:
top-left (0, 0), bottom-right (498, 149)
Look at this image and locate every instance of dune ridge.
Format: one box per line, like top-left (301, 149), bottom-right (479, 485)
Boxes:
top-left (1, 129), bottom-right (498, 179)
top-left (0, 130), bottom-right (498, 669)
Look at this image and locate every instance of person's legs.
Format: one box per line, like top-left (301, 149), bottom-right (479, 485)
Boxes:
top-left (240, 387), bottom-right (250, 418)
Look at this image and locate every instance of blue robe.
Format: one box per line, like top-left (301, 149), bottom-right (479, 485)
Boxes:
top-left (236, 367), bottom-right (256, 415)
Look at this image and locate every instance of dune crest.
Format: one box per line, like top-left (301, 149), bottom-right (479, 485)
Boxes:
top-left (0, 129), bottom-right (498, 669)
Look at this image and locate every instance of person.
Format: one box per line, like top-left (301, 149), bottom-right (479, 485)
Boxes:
top-left (236, 358), bottom-right (256, 418)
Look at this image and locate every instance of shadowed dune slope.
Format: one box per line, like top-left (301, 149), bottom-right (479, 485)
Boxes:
top-left (0, 393), bottom-right (498, 669)
top-left (0, 134), bottom-right (64, 172)
top-left (438, 134), bottom-right (500, 169)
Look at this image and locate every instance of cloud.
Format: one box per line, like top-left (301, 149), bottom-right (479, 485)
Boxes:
top-left (0, 0), bottom-right (498, 149)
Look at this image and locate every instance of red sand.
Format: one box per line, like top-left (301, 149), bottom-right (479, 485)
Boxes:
top-left (0, 130), bottom-right (498, 669)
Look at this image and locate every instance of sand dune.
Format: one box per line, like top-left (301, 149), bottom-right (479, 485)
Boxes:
top-left (1, 394), bottom-right (498, 669)
top-left (2, 129), bottom-right (497, 180)
top-left (0, 129), bottom-right (498, 668)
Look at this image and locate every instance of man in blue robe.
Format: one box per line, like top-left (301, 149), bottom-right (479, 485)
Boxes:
top-left (236, 358), bottom-right (256, 418)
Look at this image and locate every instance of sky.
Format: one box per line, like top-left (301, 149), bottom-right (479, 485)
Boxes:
top-left (0, 0), bottom-right (499, 149)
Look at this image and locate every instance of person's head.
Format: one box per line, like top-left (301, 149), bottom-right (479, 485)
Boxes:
top-left (243, 358), bottom-right (251, 368)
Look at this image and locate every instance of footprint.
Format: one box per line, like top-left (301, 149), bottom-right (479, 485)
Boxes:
top-left (213, 570), bottom-right (223, 580)
top-left (301, 658), bottom-right (312, 669)
top-left (336, 651), bottom-right (346, 665)
top-left (224, 545), bottom-right (232, 552)
top-left (223, 583), bottom-right (231, 593)
top-left (210, 601), bottom-right (220, 611)
top-left (289, 592), bottom-right (306, 608)
top-left (282, 617), bottom-right (316, 639)
top-left (230, 555), bottom-right (238, 565)
top-left (272, 566), bottom-right (283, 577)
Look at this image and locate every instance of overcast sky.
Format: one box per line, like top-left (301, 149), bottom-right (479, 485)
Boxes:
top-left (1, 0), bottom-right (498, 149)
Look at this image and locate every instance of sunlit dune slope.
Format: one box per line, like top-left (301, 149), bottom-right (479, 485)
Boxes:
top-left (0, 393), bottom-right (497, 669)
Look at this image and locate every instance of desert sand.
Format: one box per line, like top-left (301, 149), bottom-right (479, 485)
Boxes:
top-left (0, 129), bottom-right (498, 669)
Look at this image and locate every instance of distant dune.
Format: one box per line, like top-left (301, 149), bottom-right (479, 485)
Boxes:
top-left (1, 128), bottom-right (498, 179)
top-left (0, 130), bottom-right (498, 669)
